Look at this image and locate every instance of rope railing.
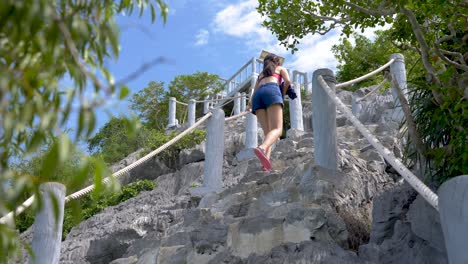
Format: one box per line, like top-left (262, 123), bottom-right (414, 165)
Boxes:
top-left (0, 112), bottom-right (214, 225)
top-left (336, 59), bottom-right (395, 89)
top-left (174, 100), bottom-right (188, 106)
top-left (355, 79), bottom-right (388, 103)
top-left (65, 112), bottom-right (213, 201)
top-left (317, 75), bottom-right (439, 210)
top-left (0, 196), bottom-right (35, 225)
top-left (195, 94), bottom-right (248, 103)
top-left (225, 110), bottom-right (249, 121)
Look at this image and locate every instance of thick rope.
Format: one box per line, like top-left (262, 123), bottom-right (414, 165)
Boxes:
top-left (356, 79), bottom-right (388, 103)
top-left (336, 59), bottom-right (395, 88)
top-left (195, 94), bottom-right (248, 103)
top-left (0, 196), bottom-right (35, 225)
top-left (1, 112), bottom-right (215, 221)
top-left (65, 112), bottom-right (213, 202)
top-left (225, 111), bottom-right (250, 121)
top-left (318, 75), bottom-right (439, 210)
top-left (174, 100), bottom-right (188, 106)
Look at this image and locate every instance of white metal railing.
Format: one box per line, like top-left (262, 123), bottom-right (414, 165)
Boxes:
top-left (221, 57), bottom-right (263, 96)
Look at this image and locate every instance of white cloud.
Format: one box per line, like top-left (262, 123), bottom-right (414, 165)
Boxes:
top-left (194, 29), bottom-right (210, 46)
top-left (287, 33), bottom-right (342, 73)
top-left (213, 0), bottom-right (288, 56)
top-left (213, 0), bottom-right (391, 73)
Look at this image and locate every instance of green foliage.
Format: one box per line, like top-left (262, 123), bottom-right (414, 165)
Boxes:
top-left (87, 115), bottom-right (206, 166)
top-left (331, 31), bottom-right (418, 91)
top-left (167, 71), bottom-right (223, 102)
top-left (87, 116), bottom-right (144, 164)
top-left (0, 0), bottom-right (168, 259)
top-left (13, 138), bottom-right (93, 190)
top-left (257, 0), bottom-right (391, 52)
top-left (409, 80), bottom-right (468, 182)
top-left (130, 81), bottom-right (169, 130)
top-left (130, 72), bottom-right (223, 130)
top-left (141, 129), bottom-right (207, 168)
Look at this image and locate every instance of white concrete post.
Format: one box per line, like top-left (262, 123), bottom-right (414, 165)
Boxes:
top-left (289, 71), bottom-right (304, 131)
top-left (245, 113), bottom-right (258, 148)
top-left (312, 69), bottom-right (338, 171)
top-left (167, 97), bottom-right (176, 128)
top-left (439, 175), bottom-right (468, 264)
top-left (305, 72), bottom-right (311, 94)
top-left (188, 99), bottom-right (196, 127)
top-left (30, 182), bottom-right (66, 264)
top-left (234, 92), bottom-right (241, 115)
top-left (252, 57), bottom-right (256, 75)
top-left (241, 92), bottom-right (246, 112)
top-left (389, 53), bottom-right (407, 122)
top-left (204, 109), bottom-right (225, 191)
top-left (203, 96), bottom-right (209, 114)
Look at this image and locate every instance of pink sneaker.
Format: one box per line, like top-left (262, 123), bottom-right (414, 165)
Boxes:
top-left (254, 147), bottom-right (272, 171)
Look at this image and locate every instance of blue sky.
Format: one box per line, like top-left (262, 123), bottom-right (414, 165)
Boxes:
top-left (71, 0), bottom-right (387, 140)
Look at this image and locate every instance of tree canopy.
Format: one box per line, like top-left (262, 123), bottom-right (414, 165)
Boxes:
top-left (331, 31), bottom-right (420, 90)
top-left (257, 0), bottom-right (467, 88)
top-left (130, 81), bottom-right (168, 130)
top-left (0, 0), bottom-right (168, 259)
top-left (130, 72), bottom-right (223, 129)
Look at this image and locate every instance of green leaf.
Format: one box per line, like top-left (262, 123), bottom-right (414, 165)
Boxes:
top-left (119, 86), bottom-right (130, 99)
top-left (40, 143), bottom-right (59, 181)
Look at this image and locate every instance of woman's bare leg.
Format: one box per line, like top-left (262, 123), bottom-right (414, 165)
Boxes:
top-left (259, 104), bottom-right (283, 159)
top-left (255, 108), bottom-right (270, 154)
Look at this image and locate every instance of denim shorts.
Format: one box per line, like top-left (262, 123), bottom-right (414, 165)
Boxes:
top-left (251, 82), bottom-right (283, 115)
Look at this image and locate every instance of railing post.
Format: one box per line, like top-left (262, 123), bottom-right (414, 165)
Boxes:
top-left (234, 92), bottom-right (241, 115)
top-left (241, 92), bottom-right (246, 112)
top-left (312, 69), bottom-right (338, 171)
top-left (167, 97), bottom-right (176, 128)
top-left (389, 53), bottom-right (407, 122)
top-left (245, 113), bottom-right (258, 148)
top-left (188, 99), bottom-right (196, 127)
top-left (203, 96), bottom-right (209, 114)
top-left (204, 108), bottom-right (225, 191)
top-left (30, 182), bottom-right (66, 264)
top-left (438, 175), bottom-right (468, 264)
top-left (305, 72), bottom-right (311, 94)
top-left (252, 57), bottom-right (256, 75)
top-left (289, 71), bottom-right (304, 131)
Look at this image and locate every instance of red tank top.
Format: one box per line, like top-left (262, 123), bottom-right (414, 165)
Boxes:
top-left (258, 73), bottom-right (283, 85)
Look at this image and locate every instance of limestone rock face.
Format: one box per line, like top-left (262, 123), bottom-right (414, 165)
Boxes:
top-left (16, 87), bottom-right (448, 264)
top-left (359, 185), bottom-right (448, 264)
top-left (109, 149), bottom-right (173, 185)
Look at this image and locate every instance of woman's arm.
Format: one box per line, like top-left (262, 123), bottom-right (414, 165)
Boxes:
top-left (247, 74), bottom-right (261, 110)
top-left (280, 67), bottom-right (291, 96)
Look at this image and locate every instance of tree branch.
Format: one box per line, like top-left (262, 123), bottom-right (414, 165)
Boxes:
top-left (459, 1), bottom-right (468, 8)
top-left (299, 2), bottom-right (351, 24)
top-left (391, 73), bottom-right (427, 179)
top-left (401, 7), bottom-right (444, 104)
top-left (343, 2), bottom-right (396, 16)
top-left (434, 47), bottom-right (468, 71)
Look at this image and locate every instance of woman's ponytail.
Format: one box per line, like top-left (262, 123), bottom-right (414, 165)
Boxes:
top-left (261, 54), bottom-right (280, 77)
